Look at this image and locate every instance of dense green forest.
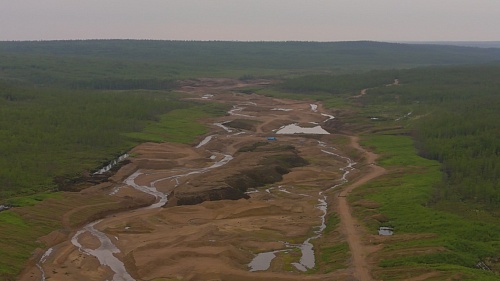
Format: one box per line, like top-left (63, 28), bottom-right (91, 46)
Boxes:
top-left (278, 69), bottom-right (399, 93)
top-left (0, 82), bottom-right (229, 200)
top-left (373, 65), bottom-right (500, 205)
top-left (280, 64), bottom-right (500, 206)
top-left (2, 40), bottom-right (500, 87)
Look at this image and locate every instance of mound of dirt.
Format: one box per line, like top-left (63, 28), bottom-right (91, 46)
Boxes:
top-left (166, 152), bottom-right (308, 207)
top-left (225, 119), bottom-right (262, 131)
top-left (168, 185), bottom-right (249, 206)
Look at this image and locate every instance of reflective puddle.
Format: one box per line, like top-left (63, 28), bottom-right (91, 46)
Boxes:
top-left (276, 124), bottom-right (329, 135)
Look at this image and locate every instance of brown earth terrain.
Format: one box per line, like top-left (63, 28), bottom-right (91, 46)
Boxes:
top-left (20, 79), bottom-right (388, 281)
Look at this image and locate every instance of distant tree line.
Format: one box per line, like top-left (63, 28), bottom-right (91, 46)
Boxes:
top-left (72, 78), bottom-right (177, 90)
top-left (279, 70), bottom-right (398, 94)
top-left (3, 40), bottom-right (500, 88)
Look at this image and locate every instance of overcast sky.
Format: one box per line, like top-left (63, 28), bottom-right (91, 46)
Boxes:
top-left (1, 0), bottom-right (498, 41)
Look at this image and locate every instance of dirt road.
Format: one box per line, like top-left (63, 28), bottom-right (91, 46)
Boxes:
top-left (24, 79), bottom-right (385, 281)
top-left (337, 136), bottom-right (386, 281)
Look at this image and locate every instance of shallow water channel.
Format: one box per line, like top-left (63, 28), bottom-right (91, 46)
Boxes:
top-left (35, 248), bottom-right (53, 281)
top-left (72, 221), bottom-right (135, 281)
top-left (248, 142), bottom-right (357, 272)
top-left (247, 190), bottom-right (328, 272)
top-left (195, 135), bottom-right (214, 148)
top-left (37, 133), bottom-right (233, 281)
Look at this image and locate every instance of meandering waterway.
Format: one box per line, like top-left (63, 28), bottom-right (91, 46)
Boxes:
top-left (42, 133), bottom-right (235, 281)
top-left (248, 141), bottom-right (357, 272)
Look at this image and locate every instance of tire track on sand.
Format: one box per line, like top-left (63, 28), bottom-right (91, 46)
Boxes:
top-left (337, 136), bottom-right (386, 281)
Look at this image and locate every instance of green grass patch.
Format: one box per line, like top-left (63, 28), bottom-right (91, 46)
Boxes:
top-left (125, 108), bottom-right (209, 143)
top-left (324, 213), bottom-right (340, 234)
top-left (0, 211), bottom-right (29, 228)
top-left (319, 243), bottom-right (350, 271)
top-left (0, 211), bottom-right (46, 279)
top-left (5, 192), bottom-right (62, 207)
top-left (322, 97), bottom-right (350, 109)
top-left (360, 135), bottom-right (434, 167)
top-left (125, 103), bottom-right (228, 144)
top-left (256, 88), bottom-right (316, 101)
top-left (274, 248), bottom-right (302, 272)
top-left (354, 135), bottom-right (500, 278)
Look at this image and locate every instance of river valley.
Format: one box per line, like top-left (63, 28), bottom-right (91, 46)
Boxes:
top-left (21, 78), bottom-right (385, 281)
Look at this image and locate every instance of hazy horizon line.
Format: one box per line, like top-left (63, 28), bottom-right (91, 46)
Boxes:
top-left (2, 39), bottom-right (500, 43)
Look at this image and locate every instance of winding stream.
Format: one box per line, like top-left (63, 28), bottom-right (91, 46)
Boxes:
top-left (229, 105), bottom-right (255, 118)
top-left (248, 141), bottom-right (357, 272)
top-left (214, 122), bottom-right (233, 133)
top-left (59, 135), bottom-right (234, 281)
top-left (35, 248), bottom-right (53, 281)
top-left (321, 149), bottom-right (357, 190)
top-left (291, 192), bottom-right (328, 271)
top-left (71, 221), bottom-right (135, 281)
top-left (321, 113), bottom-right (335, 122)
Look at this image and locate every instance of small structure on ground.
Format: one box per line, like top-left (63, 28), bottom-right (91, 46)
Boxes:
top-left (378, 226), bottom-right (394, 236)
